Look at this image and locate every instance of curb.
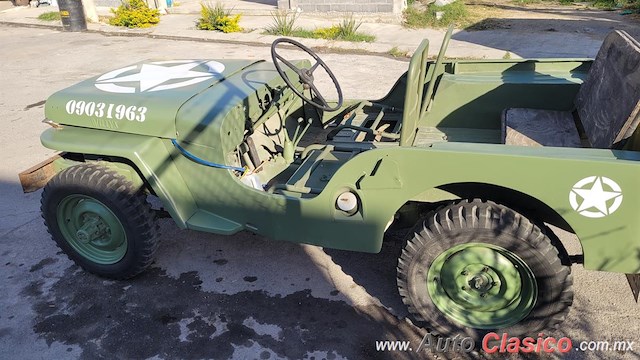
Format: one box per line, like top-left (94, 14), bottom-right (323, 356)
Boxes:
top-left (0, 20), bottom-right (402, 58)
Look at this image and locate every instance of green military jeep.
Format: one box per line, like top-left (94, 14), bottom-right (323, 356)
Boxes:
top-left (20, 28), bottom-right (640, 339)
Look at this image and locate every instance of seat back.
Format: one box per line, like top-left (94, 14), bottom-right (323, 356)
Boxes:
top-left (400, 39), bottom-right (430, 146)
top-left (575, 30), bottom-right (640, 148)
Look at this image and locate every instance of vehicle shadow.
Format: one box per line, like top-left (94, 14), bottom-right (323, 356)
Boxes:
top-left (14, 210), bottom-right (431, 359)
top-left (324, 228), bottom-right (410, 319)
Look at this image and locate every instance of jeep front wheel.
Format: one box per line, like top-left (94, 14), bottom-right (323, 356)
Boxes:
top-left (397, 199), bottom-right (573, 339)
top-left (41, 163), bottom-right (160, 279)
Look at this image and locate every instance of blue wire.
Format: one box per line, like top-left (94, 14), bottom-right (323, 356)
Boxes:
top-left (171, 139), bottom-right (245, 173)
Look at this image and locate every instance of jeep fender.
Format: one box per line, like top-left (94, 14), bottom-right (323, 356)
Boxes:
top-left (323, 144), bottom-right (640, 273)
top-left (41, 127), bottom-right (196, 228)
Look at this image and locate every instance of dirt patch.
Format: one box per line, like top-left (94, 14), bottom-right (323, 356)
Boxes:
top-left (408, 0), bottom-right (640, 38)
top-left (464, 0), bottom-right (640, 37)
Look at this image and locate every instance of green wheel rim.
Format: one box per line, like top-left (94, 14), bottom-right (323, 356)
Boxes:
top-left (56, 195), bottom-right (127, 264)
top-left (427, 243), bottom-right (537, 329)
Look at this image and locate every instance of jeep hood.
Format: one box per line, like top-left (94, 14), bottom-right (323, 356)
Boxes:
top-left (44, 59), bottom-right (264, 138)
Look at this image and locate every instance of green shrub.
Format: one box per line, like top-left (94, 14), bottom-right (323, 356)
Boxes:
top-left (336, 15), bottom-right (375, 42)
top-left (263, 12), bottom-right (374, 42)
top-left (109, 0), bottom-right (160, 28)
top-left (404, 0), bottom-right (469, 28)
top-left (595, 0), bottom-right (640, 10)
top-left (197, 2), bottom-right (243, 33)
top-left (313, 26), bottom-right (341, 39)
top-left (301, 24), bottom-right (374, 42)
top-left (265, 10), bottom-right (299, 36)
top-left (301, 15), bottom-right (375, 42)
top-left (38, 11), bottom-right (61, 21)
top-left (337, 14), bottom-right (361, 38)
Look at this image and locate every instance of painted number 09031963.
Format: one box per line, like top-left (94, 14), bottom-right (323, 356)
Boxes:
top-left (65, 100), bottom-right (147, 122)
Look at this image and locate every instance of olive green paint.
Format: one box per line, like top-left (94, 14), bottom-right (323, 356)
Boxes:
top-left (37, 55), bottom-right (640, 274)
top-left (42, 124), bottom-right (640, 273)
top-left (44, 60), bottom-right (263, 138)
top-left (42, 128), bottom-right (197, 228)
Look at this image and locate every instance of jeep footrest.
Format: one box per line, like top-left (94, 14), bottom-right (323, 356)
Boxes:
top-left (284, 147), bottom-right (358, 194)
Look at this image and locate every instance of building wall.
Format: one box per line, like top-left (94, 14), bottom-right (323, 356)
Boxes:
top-left (280, 0), bottom-right (406, 14)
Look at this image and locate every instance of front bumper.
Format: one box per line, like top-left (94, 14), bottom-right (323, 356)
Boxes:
top-left (18, 152), bottom-right (64, 193)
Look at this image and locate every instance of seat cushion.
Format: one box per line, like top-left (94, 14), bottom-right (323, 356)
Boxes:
top-left (501, 108), bottom-right (582, 147)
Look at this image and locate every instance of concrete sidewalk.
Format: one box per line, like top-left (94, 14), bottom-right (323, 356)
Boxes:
top-left (0, 1), bottom-right (619, 59)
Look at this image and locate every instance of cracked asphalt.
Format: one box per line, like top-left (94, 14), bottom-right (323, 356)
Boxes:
top-left (1, 25), bottom-right (639, 360)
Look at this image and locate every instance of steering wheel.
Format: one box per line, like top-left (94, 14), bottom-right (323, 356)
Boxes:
top-left (270, 38), bottom-right (343, 112)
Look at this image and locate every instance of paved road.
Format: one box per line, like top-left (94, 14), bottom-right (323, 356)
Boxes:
top-left (1, 25), bottom-right (639, 360)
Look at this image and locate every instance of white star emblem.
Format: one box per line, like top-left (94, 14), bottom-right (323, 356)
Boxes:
top-left (569, 176), bottom-right (623, 218)
top-left (94, 60), bottom-right (225, 93)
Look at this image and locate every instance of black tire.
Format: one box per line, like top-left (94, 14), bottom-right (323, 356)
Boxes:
top-left (41, 163), bottom-right (160, 279)
top-left (397, 199), bottom-right (573, 339)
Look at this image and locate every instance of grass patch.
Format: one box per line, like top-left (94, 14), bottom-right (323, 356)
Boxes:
top-left (510, 0), bottom-right (540, 4)
top-left (197, 2), bottom-right (242, 32)
top-left (37, 11), bottom-right (61, 21)
top-left (388, 46), bottom-right (409, 58)
top-left (337, 15), bottom-right (366, 39)
top-left (265, 13), bottom-right (375, 42)
top-left (591, 0), bottom-right (616, 7)
top-left (589, 0), bottom-right (640, 9)
top-left (404, 1), bottom-right (470, 28)
top-left (511, 0), bottom-right (578, 5)
top-left (265, 10), bottom-right (299, 36)
top-left (510, 0), bottom-right (637, 7)
top-left (288, 27), bottom-right (375, 42)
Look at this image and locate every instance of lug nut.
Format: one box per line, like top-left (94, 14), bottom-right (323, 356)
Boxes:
top-left (482, 266), bottom-right (489, 272)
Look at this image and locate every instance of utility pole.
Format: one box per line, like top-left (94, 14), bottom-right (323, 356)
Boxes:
top-left (82, 0), bottom-right (99, 23)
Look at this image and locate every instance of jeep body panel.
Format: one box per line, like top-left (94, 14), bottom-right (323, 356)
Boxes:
top-left (44, 60), bottom-right (263, 137)
top-left (27, 31), bottom-right (640, 336)
top-left (41, 123), bottom-right (640, 273)
top-left (31, 39), bottom-right (640, 276)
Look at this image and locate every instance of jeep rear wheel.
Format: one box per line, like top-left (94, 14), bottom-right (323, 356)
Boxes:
top-left (397, 199), bottom-right (573, 339)
top-left (41, 163), bottom-right (160, 279)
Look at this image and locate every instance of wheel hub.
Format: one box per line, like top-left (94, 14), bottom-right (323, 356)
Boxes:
top-left (56, 195), bottom-right (128, 264)
top-left (427, 243), bottom-right (537, 329)
top-left (468, 272), bottom-right (492, 292)
top-left (75, 214), bottom-right (108, 244)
